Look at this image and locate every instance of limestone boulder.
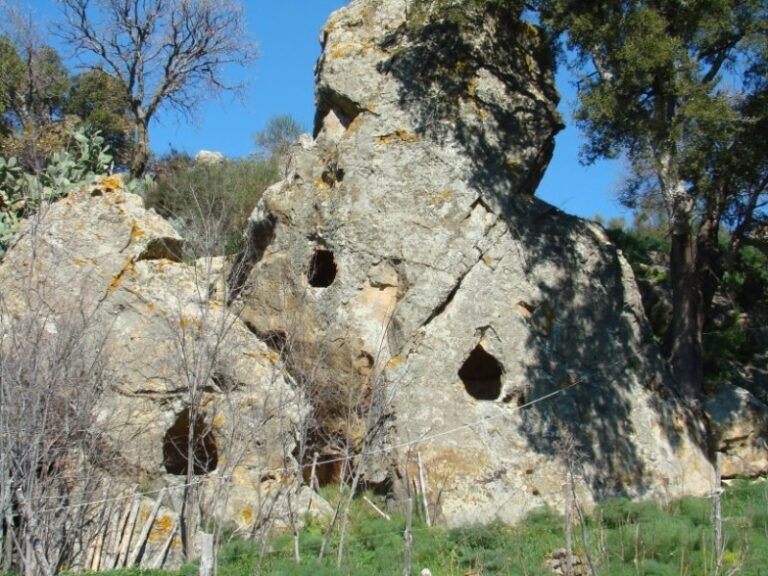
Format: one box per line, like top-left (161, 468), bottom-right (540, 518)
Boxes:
top-left (195, 150), bottom-right (225, 164)
top-left (0, 176), bottom-right (325, 541)
top-left (706, 384), bottom-right (768, 478)
top-left (234, 0), bottom-right (713, 525)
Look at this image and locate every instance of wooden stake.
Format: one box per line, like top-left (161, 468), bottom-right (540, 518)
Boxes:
top-left (310, 452), bottom-right (320, 492)
top-left (416, 452), bottom-right (431, 527)
top-left (128, 488), bottom-right (166, 567)
top-left (403, 498), bottom-right (413, 576)
top-left (199, 531), bottom-right (214, 576)
top-left (107, 486), bottom-right (136, 569)
top-left (116, 494), bottom-right (141, 567)
top-left (713, 452), bottom-right (723, 575)
top-left (564, 476), bottom-right (574, 576)
top-left (90, 488), bottom-right (113, 572)
top-left (363, 496), bottom-right (391, 521)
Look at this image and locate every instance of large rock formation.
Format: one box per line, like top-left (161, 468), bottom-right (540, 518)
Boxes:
top-left (706, 384), bottom-right (768, 478)
top-left (0, 177), bottom-right (325, 565)
top-left (234, 0), bottom-right (714, 525)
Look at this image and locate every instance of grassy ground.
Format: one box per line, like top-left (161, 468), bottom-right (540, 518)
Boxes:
top-left (89, 478), bottom-right (768, 576)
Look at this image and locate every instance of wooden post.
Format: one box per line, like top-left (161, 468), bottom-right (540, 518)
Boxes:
top-left (363, 496), bottom-right (391, 521)
top-left (310, 452), bottom-right (320, 493)
top-left (199, 531), bottom-right (214, 576)
top-left (116, 494), bottom-right (141, 567)
top-left (564, 475), bottom-right (574, 576)
top-left (416, 452), bottom-right (431, 527)
top-left (107, 486), bottom-right (136, 569)
top-left (713, 452), bottom-right (723, 575)
top-left (128, 489), bottom-right (166, 567)
top-left (403, 498), bottom-right (413, 576)
top-left (89, 496), bottom-right (112, 572)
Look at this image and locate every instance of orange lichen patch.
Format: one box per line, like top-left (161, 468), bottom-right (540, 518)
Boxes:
top-left (329, 41), bottom-right (371, 59)
top-left (388, 355), bottom-right (402, 368)
top-left (244, 349), bottom-right (280, 363)
top-left (178, 316), bottom-right (203, 331)
top-left (129, 220), bottom-right (145, 240)
top-left (100, 174), bottom-right (123, 191)
top-left (213, 413), bottom-right (225, 428)
top-left (241, 508), bottom-right (254, 525)
top-left (377, 129), bottom-right (418, 144)
top-left (107, 258), bottom-right (136, 294)
top-left (429, 190), bottom-right (453, 205)
top-left (147, 514), bottom-right (174, 543)
top-left (72, 257), bottom-right (98, 267)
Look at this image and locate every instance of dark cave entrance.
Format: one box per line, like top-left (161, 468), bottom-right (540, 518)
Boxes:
top-left (458, 345), bottom-right (503, 400)
top-left (163, 409), bottom-right (218, 476)
top-left (308, 249), bottom-right (337, 287)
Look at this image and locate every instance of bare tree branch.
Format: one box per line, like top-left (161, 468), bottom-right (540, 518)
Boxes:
top-left (56, 0), bottom-right (258, 175)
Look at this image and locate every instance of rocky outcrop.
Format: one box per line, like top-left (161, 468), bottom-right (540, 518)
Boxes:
top-left (234, 0), bottom-right (713, 525)
top-left (706, 384), bottom-right (768, 478)
top-left (0, 176), bottom-right (327, 553)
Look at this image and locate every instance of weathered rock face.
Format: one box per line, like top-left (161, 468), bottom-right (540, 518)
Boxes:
top-left (705, 384), bottom-right (768, 478)
top-left (0, 177), bottom-right (325, 553)
top-left (235, 0), bottom-right (714, 525)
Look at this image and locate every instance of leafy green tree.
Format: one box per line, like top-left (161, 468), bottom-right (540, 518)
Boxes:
top-left (535, 0), bottom-right (768, 399)
top-left (65, 68), bottom-right (134, 169)
top-left (0, 31), bottom-right (70, 170)
top-left (0, 37), bottom-right (68, 130)
top-left (252, 114), bottom-right (304, 164)
top-left (0, 36), bottom-right (25, 136)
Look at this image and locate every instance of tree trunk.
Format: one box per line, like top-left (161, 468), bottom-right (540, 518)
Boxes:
top-left (666, 193), bottom-right (704, 401)
top-left (131, 120), bottom-right (150, 177)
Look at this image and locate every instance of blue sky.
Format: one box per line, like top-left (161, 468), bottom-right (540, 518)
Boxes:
top-left (25, 0), bottom-right (629, 221)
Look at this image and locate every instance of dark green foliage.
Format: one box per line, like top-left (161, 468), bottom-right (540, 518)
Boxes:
top-left (66, 69), bottom-right (134, 169)
top-left (535, 0), bottom-right (768, 397)
top-left (144, 154), bottom-right (279, 256)
top-left (0, 34), bottom-right (69, 130)
top-left (406, 0), bottom-right (524, 31)
top-left (0, 36), bottom-right (24, 134)
top-left (606, 226), bottom-right (669, 270)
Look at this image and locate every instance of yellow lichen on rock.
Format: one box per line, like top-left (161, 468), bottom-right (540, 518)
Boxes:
top-left (99, 174), bottom-right (123, 191)
top-left (377, 129), bottom-right (418, 144)
top-left (107, 258), bottom-right (136, 294)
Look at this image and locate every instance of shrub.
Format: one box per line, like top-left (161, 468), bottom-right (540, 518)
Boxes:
top-left (0, 127), bottom-right (112, 256)
top-left (145, 155), bottom-right (279, 257)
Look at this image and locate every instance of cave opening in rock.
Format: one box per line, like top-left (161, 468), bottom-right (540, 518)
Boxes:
top-left (458, 345), bottom-right (503, 400)
top-left (308, 249), bottom-right (337, 287)
top-left (163, 409), bottom-right (218, 476)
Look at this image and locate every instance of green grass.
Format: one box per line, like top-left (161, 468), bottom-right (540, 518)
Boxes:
top-left (80, 478), bottom-right (768, 576)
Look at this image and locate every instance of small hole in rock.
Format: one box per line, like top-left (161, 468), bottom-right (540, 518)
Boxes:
top-left (308, 249), bottom-right (337, 287)
top-left (163, 409), bottom-right (218, 476)
top-left (458, 345), bottom-right (503, 400)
